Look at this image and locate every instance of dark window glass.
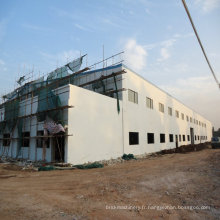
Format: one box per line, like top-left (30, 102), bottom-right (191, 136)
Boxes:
top-left (160, 133), bottom-right (165, 143)
top-left (129, 132), bottom-right (139, 145)
top-left (22, 132), bottom-right (30, 147)
top-left (147, 133), bottom-right (154, 144)
top-left (183, 135), bottom-right (185, 141)
top-left (169, 134), bottom-right (173, 142)
top-left (187, 135), bottom-right (190, 141)
top-left (3, 134), bottom-right (10, 146)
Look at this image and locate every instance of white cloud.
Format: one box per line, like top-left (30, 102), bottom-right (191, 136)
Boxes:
top-left (74, 23), bottom-right (92, 32)
top-left (195, 0), bottom-right (220, 13)
top-left (158, 48), bottom-right (170, 61)
top-left (0, 19), bottom-right (7, 42)
top-left (22, 23), bottom-right (52, 32)
top-left (160, 75), bottom-right (220, 129)
top-left (157, 39), bottom-right (176, 62)
top-left (123, 39), bottom-right (147, 71)
top-left (0, 59), bottom-right (7, 72)
top-left (0, 59), bottom-right (5, 66)
top-left (145, 8), bottom-right (151, 15)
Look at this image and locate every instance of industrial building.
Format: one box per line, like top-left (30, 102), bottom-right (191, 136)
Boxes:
top-left (0, 54), bottom-right (212, 164)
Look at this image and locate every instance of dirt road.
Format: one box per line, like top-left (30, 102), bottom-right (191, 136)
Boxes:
top-left (0, 148), bottom-right (220, 220)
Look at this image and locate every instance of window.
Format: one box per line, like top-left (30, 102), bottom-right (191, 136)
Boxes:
top-left (147, 133), bottom-right (154, 144)
top-left (22, 132), bottom-right (30, 147)
top-left (195, 135), bottom-right (197, 141)
top-left (129, 132), bottom-right (139, 145)
top-left (186, 116), bottom-right (189, 122)
top-left (196, 120), bottom-right (198, 125)
top-left (194, 119), bottom-right (196, 124)
top-left (160, 134), bottom-right (165, 143)
top-left (179, 135), bottom-right (181, 142)
top-left (198, 135), bottom-right (199, 140)
top-left (168, 107), bottom-right (172, 116)
top-left (36, 131), bottom-right (50, 148)
top-left (187, 135), bottom-right (190, 141)
top-left (175, 110), bottom-right (179, 118)
top-left (183, 135), bottom-right (185, 141)
top-left (146, 97), bottom-right (153, 109)
top-left (181, 113), bottom-right (184, 120)
top-left (159, 103), bottom-right (164, 113)
top-left (3, 133), bottom-right (10, 146)
top-left (190, 117), bottom-right (192, 123)
top-left (169, 134), bottom-right (173, 142)
top-left (128, 89), bottom-right (138, 104)
top-left (199, 121), bottom-right (201, 126)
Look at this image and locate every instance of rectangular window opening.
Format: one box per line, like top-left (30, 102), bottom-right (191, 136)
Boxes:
top-left (187, 135), bottom-right (190, 141)
top-left (183, 135), bottom-right (185, 141)
top-left (3, 133), bottom-right (10, 147)
top-left (160, 133), bottom-right (165, 143)
top-left (176, 110), bottom-right (179, 118)
top-left (169, 134), bottom-right (173, 142)
top-left (128, 89), bottom-right (138, 104)
top-left (147, 133), bottom-right (154, 144)
top-left (159, 103), bottom-right (164, 113)
top-left (22, 132), bottom-right (30, 147)
top-left (168, 107), bottom-right (172, 116)
top-left (146, 97), bottom-right (153, 109)
top-left (181, 113), bottom-right (184, 120)
top-left (129, 132), bottom-right (139, 145)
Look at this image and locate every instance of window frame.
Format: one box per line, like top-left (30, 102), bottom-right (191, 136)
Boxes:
top-left (128, 89), bottom-right (138, 104)
top-left (168, 107), bottom-right (172, 116)
top-left (159, 103), bottom-right (164, 113)
top-left (146, 97), bottom-right (153, 109)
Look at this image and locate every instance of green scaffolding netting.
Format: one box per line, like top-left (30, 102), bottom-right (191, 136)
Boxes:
top-left (5, 99), bottom-right (20, 132)
top-left (36, 85), bottom-right (63, 124)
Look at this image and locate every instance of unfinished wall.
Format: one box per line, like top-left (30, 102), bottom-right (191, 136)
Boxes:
top-left (0, 84), bottom-right (70, 162)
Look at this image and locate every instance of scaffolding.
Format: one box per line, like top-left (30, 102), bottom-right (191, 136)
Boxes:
top-left (0, 52), bottom-right (126, 162)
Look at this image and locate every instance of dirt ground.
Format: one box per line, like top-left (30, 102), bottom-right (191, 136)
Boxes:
top-left (0, 148), bottom-right (220, 220)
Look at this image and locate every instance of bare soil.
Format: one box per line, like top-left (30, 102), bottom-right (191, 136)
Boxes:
top-left (0, 147), bottom-right (220, 220)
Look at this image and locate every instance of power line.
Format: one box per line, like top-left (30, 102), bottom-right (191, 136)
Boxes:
top-left (181, 0), bottom-right (220, 89)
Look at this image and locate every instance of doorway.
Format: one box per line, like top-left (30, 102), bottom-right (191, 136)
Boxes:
top-left (54, 134), bottom-right (65, 162)
top-left (175, 135), bottom-right (178, 148)
top-left (190, 127), bottom-right (194, 145)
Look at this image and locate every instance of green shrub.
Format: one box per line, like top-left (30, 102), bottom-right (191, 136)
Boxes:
top-left (38, 166), bottom-right (55, 171)
top-left (122, 153), bottom-right (135, 160)
top-left (74, 162), bottom-right (104, 169)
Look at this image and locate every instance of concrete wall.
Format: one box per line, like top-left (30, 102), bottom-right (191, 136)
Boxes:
top-left (67, 84), bottom-right (123, 164)
top-left (122, 66), bottom-right (212, 155)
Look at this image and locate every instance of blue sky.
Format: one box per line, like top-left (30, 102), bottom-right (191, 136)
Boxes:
top-left (0, 0), bottom-right (220, 128)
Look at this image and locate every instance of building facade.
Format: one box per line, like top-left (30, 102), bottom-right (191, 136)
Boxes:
top-left (0, 63), bottom-right (212, 164)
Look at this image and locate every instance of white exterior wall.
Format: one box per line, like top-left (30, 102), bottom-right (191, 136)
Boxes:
top-left (0, 64), bottom-right (213, 164)
top-left (122, 66), bottom-right (212, 155)
top-left (66, 84), bottom-right (123, 164)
